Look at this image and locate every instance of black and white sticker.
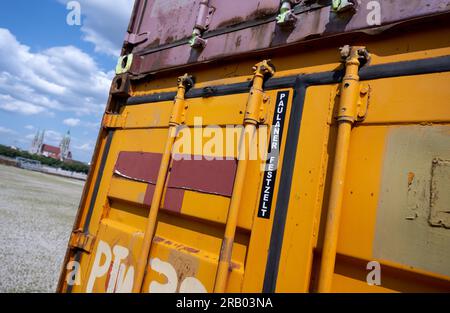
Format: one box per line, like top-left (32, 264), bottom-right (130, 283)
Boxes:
top-left (257, 90), bottom-right (289, 219)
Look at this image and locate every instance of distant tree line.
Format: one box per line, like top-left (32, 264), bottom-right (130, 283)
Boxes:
top-left (0, 144), bottom-right (90, 174)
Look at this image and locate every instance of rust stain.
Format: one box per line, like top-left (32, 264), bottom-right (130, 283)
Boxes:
top-left (182, 246), bottom-right (200, 254)
top-left (247, 7), bottom-right (277, 21)
top-left (146, 37), bottom-right (160, 49)
top-left (215, 7), bottom-right (276, 29)
top-left (132, 1), bottom-right (450, 76)
top-left (235, 35), bottom-right (241, 48)
top-left (105, 261), bottom-right (114, 291)
top-left (408, 172), bottom-right (415, 187)
top-left (153, 236), bottom-right (164, 243)
top-left (165, 36), bottom-right (174, 44)
top-left (216, 16), bottom-right (244, 29)
top-left (169, 250), bottom-right (199, 293)
top-left (230, 262), bottom-right (241, 270)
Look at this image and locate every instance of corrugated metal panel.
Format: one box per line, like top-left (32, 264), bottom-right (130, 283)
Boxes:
top-left (123, 0), bottom-right (450, 75)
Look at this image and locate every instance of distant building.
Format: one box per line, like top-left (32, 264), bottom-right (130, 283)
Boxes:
top-left (60, 131), bottom-right (72, 160)
top-left (30, 130), bottom-right (44, 155)
top-left (41, 144), bottom-right (61, 159)
top-left (30, 130), bottom-right (73, 161)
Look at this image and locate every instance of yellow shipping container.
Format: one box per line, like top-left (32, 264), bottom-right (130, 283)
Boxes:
top-left (58, 0), bottom-right (450, 293)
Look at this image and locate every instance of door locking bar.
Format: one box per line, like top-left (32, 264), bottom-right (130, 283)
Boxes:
top-left (132, 74), bottom-right (194, 293)
top-left (317, 45), bottom-right (370, 293)
top-left (214, 60), bottom-right (275, 292)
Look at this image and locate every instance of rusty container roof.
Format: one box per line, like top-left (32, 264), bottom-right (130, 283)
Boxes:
top-left (122, 0), bottom-right (450, 76)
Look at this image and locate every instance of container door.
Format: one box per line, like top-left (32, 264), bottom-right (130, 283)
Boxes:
top-left (61, 81), bottom-right (295, 293)
top-left (273, 69), bottom-right (450, 292)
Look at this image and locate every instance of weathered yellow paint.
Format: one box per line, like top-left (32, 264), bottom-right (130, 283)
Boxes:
top-left (214, 60), bottom-right (275, 292)
top-left (274, 85), bottom-right (335, 292)
top-left (59, 23), bottom-right (450, 293)
top-left (318, 46), bottom-right (370, 293)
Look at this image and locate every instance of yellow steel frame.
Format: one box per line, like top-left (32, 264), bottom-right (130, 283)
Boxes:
top-left (58, 26), bottom-right (450, 293)
top-left (132, 74), bottom-right (193, 292)
top-left (214, 61), bottom-right (275, 292)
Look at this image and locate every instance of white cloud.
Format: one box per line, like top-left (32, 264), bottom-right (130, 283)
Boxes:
top-left (0, 126), bottom-right (17, 135)
top-left (74, 142), bottom-right (94, 152)
top-left (45, 130), bottom-right (63, 145)
top-left (25, 125), bottom-right (35, 130)
top-left (61, 0), bottom-right (135, 57)
top-left (0, 94), bottom-right (46, 115)
top-left (63, 118), bottom-right (81, 127)
top-left (0, 28), bottom-right (114, 117)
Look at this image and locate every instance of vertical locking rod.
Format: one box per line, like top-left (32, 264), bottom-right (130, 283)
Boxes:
top-left (214, 61), bottom-right (275, 292)
top-left (133, 74), bottom-right (194, 293)
top-left (317, 46), bottom-right (369, 292)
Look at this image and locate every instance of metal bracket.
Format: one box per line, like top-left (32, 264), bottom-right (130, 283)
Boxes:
top-left (102, 112), bottom-right (128, 129)
top-left (259, 94), bottom-right (271, 124)
top-left (110, 73), bottom-right (131, 97)
top-left (332, 0), bottom-right (356, 13)
top-left (356, 84), bottom-right (370, 122)
top-left (124, 32), bottom-right (150, 46)
top-left (189, 29), bottom-right (208, 48)
top-left (170, 74), bottom-right (194, 126)
top-left (276, 1), bottom-right (298, 27)
top-left (245, 60), bottom-right (275, 124)
top-left (116, 54), bottom-right (133, 75)
top-left (69, 230), bottom-right (96, 253)
top-left (189, 0), bottom-right (214, 48)
top-left (335, 83), bottom-right (370, 122)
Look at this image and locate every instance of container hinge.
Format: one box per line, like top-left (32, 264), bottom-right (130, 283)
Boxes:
top-left (170, 74), bottom-right (194, 126)
top-left (102, 112), bottom-right (128, 129)
top-left (245, 60), bottom-right (275, 125)
top-left (189, 0), bottom-right (215, 48)
top-left (332, 0), bottom-right (357, 13)
top-left (335, 82), bottom-right (370, 123)
top-left (276, 1), bottom-right (298, 27)
top-left (356, 84), bottom-right (370, 122)
top-left (124, 32), bottom-right (150, 46)
top-left (69, 230), bottom-right (96, 253)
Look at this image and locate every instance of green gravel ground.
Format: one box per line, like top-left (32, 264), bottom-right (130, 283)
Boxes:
top-left (0, 164), bottom-right (83, 293)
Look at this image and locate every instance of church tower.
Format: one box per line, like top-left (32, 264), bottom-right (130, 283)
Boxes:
top-left (60, 130), bottom-right (72, 161)
top-left (30, 130), bottom-right (44, 155)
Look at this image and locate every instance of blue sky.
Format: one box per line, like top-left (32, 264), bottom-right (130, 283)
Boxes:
top-left (0, 0), bottom-right (134, 162)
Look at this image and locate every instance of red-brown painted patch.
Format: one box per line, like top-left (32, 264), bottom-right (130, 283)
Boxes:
top-left (163, 188), bottom-right (185, 213)
top-left (143, 184), bottom-right (155, 206)
top-left (114, 151), bottom-right (162, 184)
top-left (169, 155), bottom-right (237, 197)
top-left (144, 184), bottom-right (184, 213)
top-left (116, 152), bottom-right (237, 197)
